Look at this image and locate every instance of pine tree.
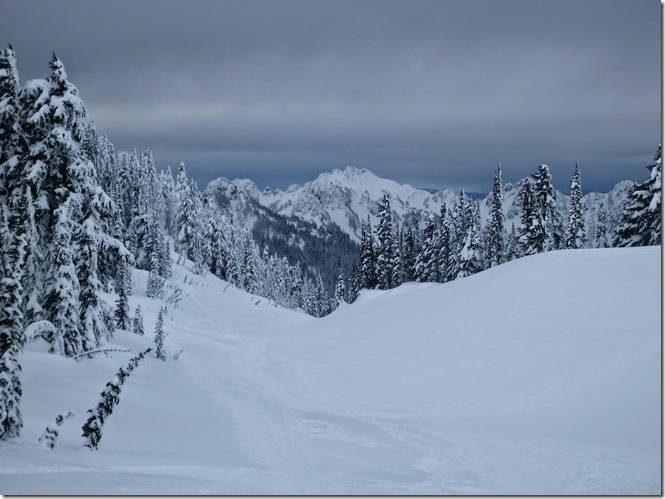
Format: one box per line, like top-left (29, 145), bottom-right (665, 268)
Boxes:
top-left (437, 206), bottom-right (451, 281)
top-left (532, 164), bottom-right (564, 251)
top-left (314, 273), bottom-right (329, 317)
top-left (132, 305), bottom-right (144, 336)
top-left (518, 179), bottom-right (538, 255)
top-left (349, 261), bottom-right (361, 303)
top-left (114, 261), bottom-right (130, 331)
top-left (414, 214), bottom-right (438, 282)
top-left (614, 146), bottom-right (662, 247)
top-left (175, 163), bottom-right (205, 264)
top-left (81, 348), bottom-right (151, 449)
top-left (457, 217), bottom-right (484, 278)
top-left (0, 45), bottom-right (30, 440)
top-left (375, 194), bottom-right (395, 289)
top-left (402, 225), bottom-right (418, 282)
top-left (0, 45), bottom-right (21, 255)
top-left (504, 223), bottom-right (520, 261)
top-left (154, 306), bottom-right (166, 361)
top-left (146, 269), bottom-right (164, 299)
top-left (333, 268), bottom-right (346, 307)
top-left (359, 218), bottom-right (377, 289)
top-left (565, 161), bottom-right (586, 249)
top-left (43, 203), bottom-right (82, 357)
top-left (242, 236), bottom-right (258, 294)
top-left (77, 217), bottom-right (108, 350)
top-left (595, 206), bottom-right (608, 248)
top-left (487, 163), bottom-right (505, 267)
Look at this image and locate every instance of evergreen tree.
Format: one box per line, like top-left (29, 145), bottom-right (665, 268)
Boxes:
top-left (457, 218), bottom-right (484, 278)
top-left (132, 305), bottom-right (144, 336)
top-left (375, 194), bottom-right (395, 289)
top-left (242, 236), bottom-right (258, 294)
top-left (76, 217), bottom-right (108, 349)
top-left (146, 269), bottom-right (164, 299)
top-left (402, 225), bottom-right (418, 282)
top-left (595, 206), bottom-right (608, 248)
top-left (437, 206), bottom-right (451, 281)
top-left (487, 163), bottom-right (505, 267)
top-left (359, 218), bottom-right (377, 289)
top-left (614, 146), bottom-right (662, 247)
top-left (349, 261), bottom-right (361, 304)
top-left (518, 179), bottom-right (538, 255)
top-left (114, 261), bottom-right (130, 331)
top-left (81, 348), bottom-right (151, 449)
top-left (175, 162), bottom-right (199, 260)
top-left (414, 214), bottom-right (438, 282)
top-left (504, 223), bottom-right (520, 261)
top-left (565, 161), bottom-right (586, 249)
top-left (0, 45), bottom-right (30, 439)
top-left (333, 267), bottom-right (346, 307)
top-left (43, 203), bottom-right (82, 357)
top-left (154, 306), bottom-right (166, 361)
top-left (532, 164), bottom-right (564, 251)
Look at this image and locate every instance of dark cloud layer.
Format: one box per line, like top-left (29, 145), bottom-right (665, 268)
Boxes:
top-left (2, 0), bottom-right (660, 193)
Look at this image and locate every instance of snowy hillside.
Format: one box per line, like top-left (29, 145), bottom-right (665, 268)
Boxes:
top-left (0, 246), bottom-right (660, 494)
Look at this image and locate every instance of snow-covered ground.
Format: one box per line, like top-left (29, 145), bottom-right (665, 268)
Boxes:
top-left (0, 247), bottom-right (660, 494)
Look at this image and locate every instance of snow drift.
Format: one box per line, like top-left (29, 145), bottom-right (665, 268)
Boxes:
top-left (0, 246), bottom-right (660, 494)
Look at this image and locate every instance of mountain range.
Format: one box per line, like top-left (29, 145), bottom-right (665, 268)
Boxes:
top-left (204, 166), bottom-right (634, 290)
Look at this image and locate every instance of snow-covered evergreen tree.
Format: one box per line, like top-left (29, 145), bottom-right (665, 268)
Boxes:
top-left (595, 206), bottom-right (609, 248)
top-left (437, 206), bottom-right (451, 281)
top-left (154, 306), bottom-right (166, 361)
top-left (518, 179), bottom-right (538, 255)
top-left (146, 269), bottom-right (165, 299)
top-left (375, 194), bottom-right (395, 290)
top-left (565, 161), bottom-right (586, 249)
top-left (113, 261), bottom-right (130, 331)
top-left (402, 225), bottom-right (418, 282)
top-left (614, 146), bottom-right (662, 247)
top-left (532, 164), bottom-right (564, 251)
top-left (487, 163), bottom-right (505, 267)
top-left (414, 214), bottom-right (438, 282)
top-left (504, 223), bottom-right (520, 261)
top-left (43, 203), bottom-right (82, 357)
top-left (0, 45), bottom-right (30, 440)
top-left (81, 348), bottom-right (151, 449)
top-left (349, 261), bottom-right (361, 304)
top-left (333, 268), bottom-right (346, 307)
top-left (132, 305), bottom-right (144, 336)
top-left (359, 218), bottom-right (377, 289)
top-left (175, 163), bottom-right (201, 261)
top-left (76, 216), bottom-right (108, 349)
top-left (456, 217), bottom-right (484, 278)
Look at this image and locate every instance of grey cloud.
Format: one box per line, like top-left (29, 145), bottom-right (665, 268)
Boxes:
top-left (1, 0), bottom-right (659, 194)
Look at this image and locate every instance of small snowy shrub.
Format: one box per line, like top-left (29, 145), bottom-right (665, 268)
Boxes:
top-left (39, 411), bottom-right (75, 449)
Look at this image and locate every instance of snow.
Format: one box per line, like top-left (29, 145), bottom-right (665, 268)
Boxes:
top-left (0, 246), bottom-right (660, 494)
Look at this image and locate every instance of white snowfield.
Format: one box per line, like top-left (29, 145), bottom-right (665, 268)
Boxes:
top-left (0, 246), bottom-right (660, 494)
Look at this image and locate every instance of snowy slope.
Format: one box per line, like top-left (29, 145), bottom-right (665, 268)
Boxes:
top-left (0, 247), bottom-right (660, 494)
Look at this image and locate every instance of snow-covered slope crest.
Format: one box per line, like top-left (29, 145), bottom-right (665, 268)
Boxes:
top-left (0, 247), bottom-right (660, 494)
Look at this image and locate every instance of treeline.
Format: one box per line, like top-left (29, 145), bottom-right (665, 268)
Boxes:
top-left (345, 155), bottom-right (661, 301)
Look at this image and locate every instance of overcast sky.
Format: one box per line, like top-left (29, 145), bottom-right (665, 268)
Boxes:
top-left (1, 0), bottom-right (661, 193)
